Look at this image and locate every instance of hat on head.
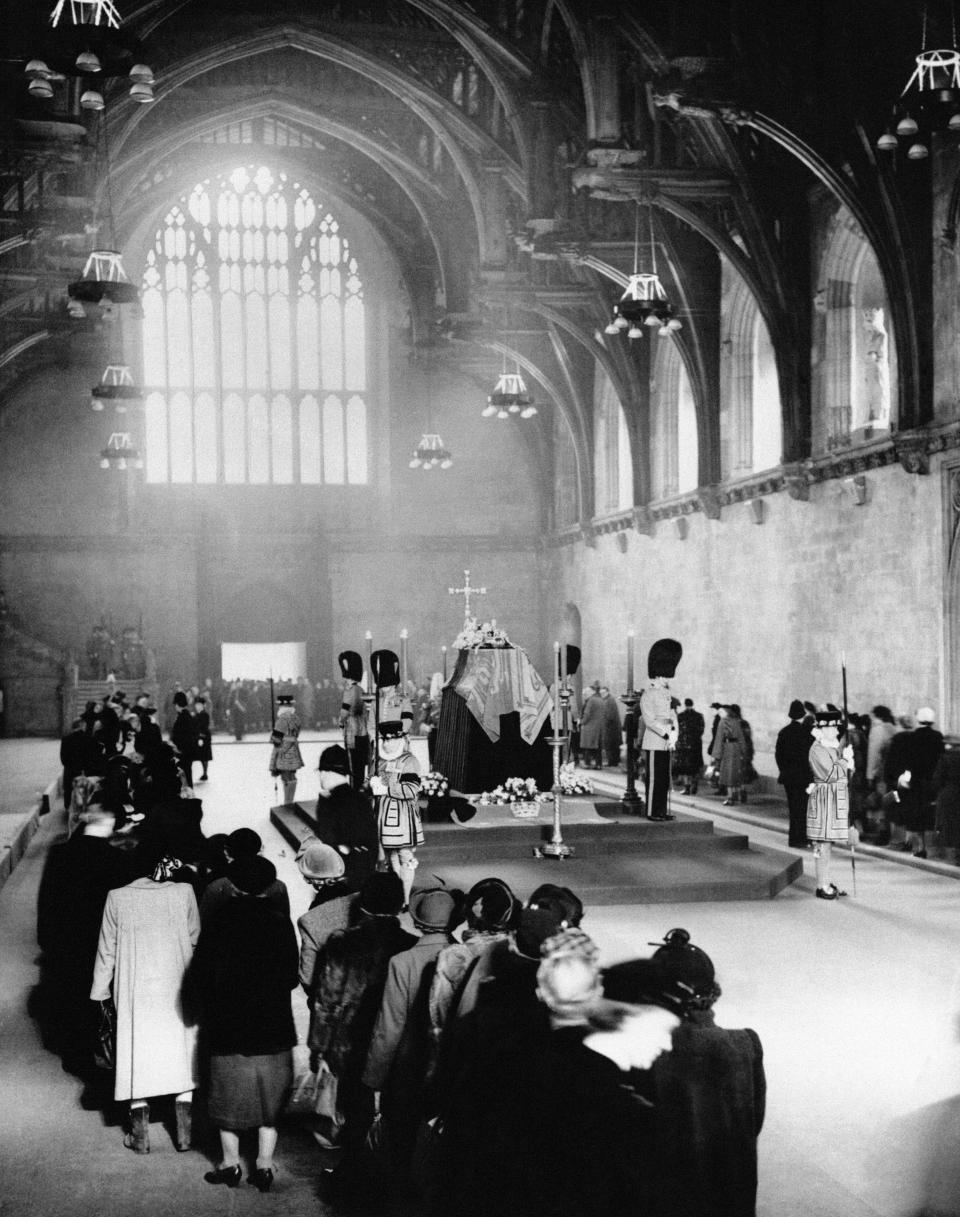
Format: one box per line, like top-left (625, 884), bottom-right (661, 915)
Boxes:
top-left (277, 690), bottom-right (295, 704)
top-left (410, 886), bottom-right (457, 932)
top-left (536, 928), bottom-right (603, 1020)
top-left (788, 699), bottom-right (806, 720)
top-left (589, 680), bottom-right (601, 692)
top-left (378, 718), bottom-right (406, 739)
top-left (297, 840), bottom-right (346, 881)
top-left (229, 856), bottom-right (277, 897)
top-left (648, 638), bottom-right (683, 679)
top-left (467, 877), bottom-right (518, 932)
top-left (527, 883), bottom-right (583, 928)
top-left (515, 905), bottom-right (565, 958)
top-left (173, 691), bottom-right (189, 708)
top-left (813, 706), bottom-right (842, 727)
top-left (650, 927), bottom-right (719, 1012)
top-left (371, 649), bottom-right (400, 689)
top-left (318, 744), bottom-right (351, 775)
top-left (227, 827), bottom-right (262, 858)
top-left (917, 706), bottom-right (936, 724)
top-left (339, 650), bottom-right (363, 682)
top-left (358, 871), bottom-right (405, 917)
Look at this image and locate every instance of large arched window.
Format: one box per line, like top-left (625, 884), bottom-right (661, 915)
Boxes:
top-left (593, 366), bottom-right (633, 515)
top-left (142, 165), bottom-right (368, 485)
top-left (650, 341), bottom-right (699, 498)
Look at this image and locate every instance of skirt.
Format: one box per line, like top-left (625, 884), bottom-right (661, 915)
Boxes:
top-left (208, 1050), bottom-right (293, 1130)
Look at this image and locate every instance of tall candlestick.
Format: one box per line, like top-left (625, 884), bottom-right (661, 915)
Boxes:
top-left (560, 642), bottom-right (567, 685)
top-left (441, 644), bottom-right (448, 681)
top-left (400, 628), bottom-right (408, 691)
top-left (627, 627), bottom-right (635, 692)
top-left (365, 630), bottom-right (373, 694)
top-left (554, 640), bottom-right (561, 690)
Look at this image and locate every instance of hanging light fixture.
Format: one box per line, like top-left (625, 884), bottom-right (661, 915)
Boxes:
top-left (408, 343), bottom-right (453, 469)
top-left (605, 202), bottom-right (682, 339)
top-left (409, 434), bottom-right (453, 470)
top-left (91, 363), bottom-right (142, 412)
top-left (68, 249), bottom-right (139, 304)
top-left (99, 431), bottom-right (143, 470)
top-left (484, 348), bottom-right (537, 419)
top-left (877, 5), bottom-right (960, 157)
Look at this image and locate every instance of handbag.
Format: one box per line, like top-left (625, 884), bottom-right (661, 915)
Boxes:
top-left (288, 1060), bottom-right (344, 1147)
top-left (94, 998), bottom-right (116, 1071)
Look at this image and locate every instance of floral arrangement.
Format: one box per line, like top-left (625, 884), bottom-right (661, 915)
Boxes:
top-left (420, 770), bottom-right (450, 799)
top-left (479, 776), bottom-right (545, 805)
top-left (558, 762), bottom-right (594, 796)
top-left (453, 615), bottom-right (512, 651)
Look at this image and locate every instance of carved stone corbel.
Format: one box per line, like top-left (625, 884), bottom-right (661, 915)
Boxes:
top-left (581, 523), bottom-right (598, 548)
top-left (893, 431), bottom-right (931, 475)
top-left (695, 485), bottom-right (723, 520)
top-left (781, 462), bottom-right (812, 501)
top-left (631, 506), bottom-right (654, 536)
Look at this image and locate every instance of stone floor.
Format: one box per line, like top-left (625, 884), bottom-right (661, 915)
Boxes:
top-left (2, 737), bottom-right (960, 1216)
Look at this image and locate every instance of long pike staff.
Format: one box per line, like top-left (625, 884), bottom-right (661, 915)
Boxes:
top-left (841, 652), bottom-right (857, 896)
top-left (269, 669), bottom-right (278, 799)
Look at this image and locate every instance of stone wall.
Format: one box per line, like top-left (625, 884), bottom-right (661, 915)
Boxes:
top-left (548, 458), bottom-right (945, 776)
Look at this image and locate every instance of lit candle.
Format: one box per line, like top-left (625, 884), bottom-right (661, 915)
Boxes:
top-left (554, 639), bottom-right (561, 690)
top-left (560, 642), bottom-right (567, 685)
top-left (365, 630), bottom-right (373, 693)
top-left (627, 627), bottom-right (635, 692)
top-left (441, 644), bottom-right (448, 681)
top-left (400, 628), bottom-right (408, 691)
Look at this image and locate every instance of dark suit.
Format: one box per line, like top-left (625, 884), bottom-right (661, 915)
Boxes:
top-left (60, 728), bottom-right (105, 809)
top-left (775, 719), bottom-right (813, 845)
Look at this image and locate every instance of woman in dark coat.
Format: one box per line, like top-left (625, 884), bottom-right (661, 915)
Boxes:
top-left (933, 744), bottom-right (960, 863)
top-left (192, 695), bottom-right (213, 781)
top-left (169, 692), bottom-right (198, 789)
top-left (193, 856), bottom-right (298, 1192)
top-left (711, 706), bottom-right (748, 805)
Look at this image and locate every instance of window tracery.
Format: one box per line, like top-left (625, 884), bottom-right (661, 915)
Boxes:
top-left (142, 165), bottom-right (367, 486)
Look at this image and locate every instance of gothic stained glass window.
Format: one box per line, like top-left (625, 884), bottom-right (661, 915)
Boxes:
top-left (141, 165), bottom-right (368, 485)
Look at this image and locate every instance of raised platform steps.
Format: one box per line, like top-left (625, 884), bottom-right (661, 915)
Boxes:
top-left (270, 798), bottom-right (802, 904)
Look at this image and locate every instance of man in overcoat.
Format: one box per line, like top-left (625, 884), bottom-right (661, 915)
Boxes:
top-left (775, 699), bottom-right (813, 847)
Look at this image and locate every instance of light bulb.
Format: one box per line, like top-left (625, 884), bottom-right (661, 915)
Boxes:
top-left (896, 115), bottom-right (918, 137)
top-left (114, 402), bottom-right (127, 414)
top-left (907, 142), bottom-right (929, 160)
top-left (614, 315), bottom-right (629, 331)
top-left (604, 320), bottom-right (620, 335)
top-left (116, 457), bottom-right (127, 470)
top-left (28, 78), bottom-right (54, 98)
top-left (627, 324), bottom-right (643, 339)
top-left (440, 458), bottom-right (453, 469)
top-left (657, 324), bottom-right (671, 337)
top-left (80, 90), bottom-right (104, 111)
top-left (409, 457), bottom-right (422, 468)
top-left (950, 113), bottom-right (960, 131)
top-left (876, 131), bottom-right (899, 151)
top-left (76, 50), bottom-right (101, 72)
top-left (91, 398), bottom-right (104, 411)
top-left (644, 313), bottom-right (660, 326)
top-left (668, 318), bottom-right (683, 332)
top-left (481, 404), bottom-right (497, 418)
top-left (520, 406), bottom-right (537, 418)
top-left (129, 81), bottom-right (155, 104)
top-left (100, 457), bottom-right (110, 469)
top-left (129, 63), bottom-right (155, 83)
top-left (497, 409), bottom-right (509, 419)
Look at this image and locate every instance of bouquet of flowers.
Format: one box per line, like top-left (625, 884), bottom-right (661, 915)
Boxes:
top-left (479, 776), bottom-right (544, 805)
top-left (421, 771), bottom-right (450, 799)
top-left (558, 762), bottom-right (594, 796)
top-left (453, 616), bottom-right (512, 651)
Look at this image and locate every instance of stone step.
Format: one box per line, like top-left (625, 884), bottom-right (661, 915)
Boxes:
top-left (269, 798), bottom-right (801, 904)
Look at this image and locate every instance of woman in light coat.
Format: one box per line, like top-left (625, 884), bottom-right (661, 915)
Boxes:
top-left (711, 706), bottom-right (748, 805)
top-left (90, 855), bottom-right (200, 1153)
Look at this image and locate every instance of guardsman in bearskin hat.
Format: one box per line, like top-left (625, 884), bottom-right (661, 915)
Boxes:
top-left (338, 650), bottom-right (369, 790)
top-left (369, 711), bottom-right (423, 911)
top-left (640, 639), bottom-right (682, 820)
top-left (807, 706), bottom-right (853, 899)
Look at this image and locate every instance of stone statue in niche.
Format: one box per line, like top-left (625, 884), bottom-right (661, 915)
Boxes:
top-left (859, 308), bottom-right (890, 429)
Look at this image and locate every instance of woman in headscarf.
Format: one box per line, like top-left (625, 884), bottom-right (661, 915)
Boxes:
top-left (711, 705), bottom-right (748, 805)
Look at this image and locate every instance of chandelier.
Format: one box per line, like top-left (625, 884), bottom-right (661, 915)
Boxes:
top-left (99, 431), bottom-right (143, 469)
top-left (409, 434), bottom-right (453, 470)
top-left (25, 0), bottom-right (155, 108)
top-left (68, 248), bottom-right (139, 305)
top-left (482, 351), bottom-right (537, 419)
top-left (605, 203), bottom-right (682, 339)
top-left (877, 7), bottom-right (960, 158)
top-left (91, 363), bottom-right (142, 412)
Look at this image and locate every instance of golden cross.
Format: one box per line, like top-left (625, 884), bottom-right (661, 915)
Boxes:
top-left (448, 569), bottom-right (487, 618)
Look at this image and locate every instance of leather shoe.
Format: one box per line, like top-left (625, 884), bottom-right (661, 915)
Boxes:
top-left (250, 1168), bottom-right (274, 1193)
top-left (204, 1165), bottom-right (242, 1187)
top-left (815, 885), bottom-right (848, 900)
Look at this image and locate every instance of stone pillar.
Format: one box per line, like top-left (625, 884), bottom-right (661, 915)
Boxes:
top-left (479, 155), bottom-right (509, 272)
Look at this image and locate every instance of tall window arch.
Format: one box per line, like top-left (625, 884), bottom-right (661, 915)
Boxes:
top-left (650, 341), bottom-right (698, 498)
top-left (593, 366), bottom-right (633, 515)
top-left (142, 165), bottom-right (368, 485)
top-left (814, 207), bottom-right (896, 452)
top-left (719, 262), bottom-right (782, 478)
